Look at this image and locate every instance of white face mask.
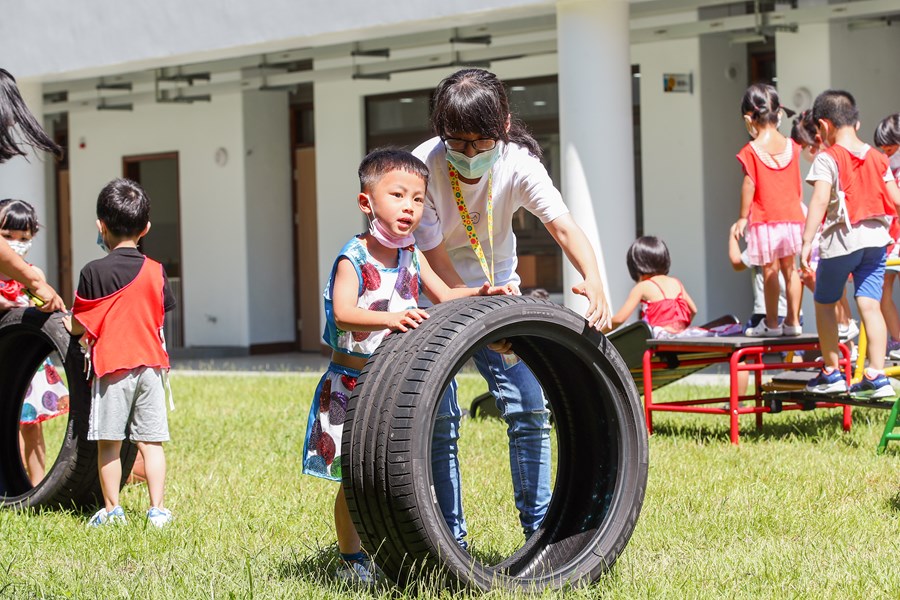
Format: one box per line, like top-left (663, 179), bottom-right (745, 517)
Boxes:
top-left (7, 239), bottom-right (31, 258)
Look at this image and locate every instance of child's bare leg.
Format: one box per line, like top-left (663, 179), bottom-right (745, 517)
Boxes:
top-left (136, 441), bottom-right (166, 509)
top-left (881, 272), bottom-right (900, 341)
top-left (97, 440), bottom-right (123, 511)
top-left (858, 296), bottom-right (887, 371)
top-left (19, 422), bottom-right (46, 485)
top-left (737, 369), bottom-right (749, 397)
top-left (815, 301), bottom-right (841, 370)
top-left (779, 256), bottom-right (802, 327)
top-left (335, 486), bottom-right (361, 555)
top-left (762, 261), bottom-right (781, 328)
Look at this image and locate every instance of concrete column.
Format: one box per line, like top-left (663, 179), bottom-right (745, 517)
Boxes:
top-left (557, 0), bottom-right (635, 315)
top-left (2, 78), bottom-right (50, 273)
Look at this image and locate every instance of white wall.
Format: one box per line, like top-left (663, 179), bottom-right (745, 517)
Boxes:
top-left (242, 90), bottom-right (294, 345)
top-left (699, 34), bottom-right (753, 323)
top-left (2, 0), bottom-right (554, 79)
top-left (631, 39), bottom-right (709, 321)
top-left (830, 23), bottom-right (900, 145)
top-left (69, 95), bottom-right (249, 347)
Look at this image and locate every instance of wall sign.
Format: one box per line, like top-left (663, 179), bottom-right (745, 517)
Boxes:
top-left (663, 73), bottom-right (692, 94)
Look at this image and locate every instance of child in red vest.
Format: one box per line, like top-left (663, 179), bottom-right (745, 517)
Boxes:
top-left (802, 91), bottom-right (900, 397)
top-left (874, 114), bottom-right (900, 358)
top-left (734, 83), bottom-right (803, 337)
top-left (67, 178), bottom-right (177, 527)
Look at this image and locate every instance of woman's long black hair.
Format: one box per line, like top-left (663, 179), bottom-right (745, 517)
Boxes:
top-left (0, 69), bottom-right (63, 163)
top-left (429, 68), bottom-right (542, 158)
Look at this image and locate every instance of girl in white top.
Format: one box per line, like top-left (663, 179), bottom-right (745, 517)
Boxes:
top-left (412, 68), bottom-right (609, 547)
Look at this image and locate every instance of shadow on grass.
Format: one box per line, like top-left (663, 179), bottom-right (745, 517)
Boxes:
top-left (887, 490), bottom-right (900, 514)
top-left (651, 410), bottom-right (856, 445)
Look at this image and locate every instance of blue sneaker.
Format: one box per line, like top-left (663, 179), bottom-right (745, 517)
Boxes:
top-left (87, 505), bottom-right (126, 527)
top-left (806, 368), bottom-right (847, 395)
top-left (849, 373), bottom-right (896, 399)
top-left (147, 507), bottom-right (174, 528)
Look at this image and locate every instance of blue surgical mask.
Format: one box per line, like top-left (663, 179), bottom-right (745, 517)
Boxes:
top-left (96, 231), bottom-right (110, 254)
top-left (446, 145), bottom-right (500, 180)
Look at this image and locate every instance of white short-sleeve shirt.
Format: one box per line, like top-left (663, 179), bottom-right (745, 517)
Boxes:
top-left (412, 137), bottom-right (568, 289)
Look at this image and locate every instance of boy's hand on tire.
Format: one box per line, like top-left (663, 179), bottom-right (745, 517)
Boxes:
top-left (388, 308), bottom-right (430, 332)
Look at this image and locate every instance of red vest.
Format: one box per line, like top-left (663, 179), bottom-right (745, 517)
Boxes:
top-left (736, 140), bottom-right (804, 224)
top-left (824, 145), bottom-right (894, 225)
top-left (73, 257), bottom-right (169, 377)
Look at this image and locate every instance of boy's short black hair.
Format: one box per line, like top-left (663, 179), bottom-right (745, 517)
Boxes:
top-left (626, 236), bottom-right (671, 282)
top-left (812, 90), bottom-right (859, 128)
top-left (97, 178), bottom-right (150, 237)
top-left (358, 148), bottom-right (429, 194)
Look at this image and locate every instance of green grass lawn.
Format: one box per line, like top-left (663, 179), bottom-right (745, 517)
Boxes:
top-left (3, 374), bottom-right (900, 599)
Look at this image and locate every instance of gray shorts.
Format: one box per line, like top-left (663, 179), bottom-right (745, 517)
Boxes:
top-left (88, 367), bottom-right (169, 442)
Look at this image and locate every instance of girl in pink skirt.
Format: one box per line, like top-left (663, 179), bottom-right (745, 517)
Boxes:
top-left (734, 83), bottom-right (803, 337)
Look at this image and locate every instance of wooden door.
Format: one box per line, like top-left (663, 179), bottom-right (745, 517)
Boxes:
top-left (56, 169), bottom-right (72, 303)
top-left (295, 147), bottom-right (320, 352)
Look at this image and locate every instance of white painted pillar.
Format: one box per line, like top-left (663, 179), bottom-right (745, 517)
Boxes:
top-left (557, 0), bottom-right (635, 315)
top-left (1, 78), bottom-right (50, 273)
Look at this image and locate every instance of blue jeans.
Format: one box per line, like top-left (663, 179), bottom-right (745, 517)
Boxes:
top-left (431, 348), bottom-right (552, 548)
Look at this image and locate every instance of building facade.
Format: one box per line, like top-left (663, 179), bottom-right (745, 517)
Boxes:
top-left (2, 0), bottom-right (899, 352)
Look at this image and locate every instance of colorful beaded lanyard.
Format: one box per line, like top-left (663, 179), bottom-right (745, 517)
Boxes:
top-left (448, 162), bottom-right (494, 285)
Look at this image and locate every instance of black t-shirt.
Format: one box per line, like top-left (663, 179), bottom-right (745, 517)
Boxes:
top-left (76, 247), bottom-right (176, 311)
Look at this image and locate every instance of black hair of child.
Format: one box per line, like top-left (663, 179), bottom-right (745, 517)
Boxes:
top-left (97, 178), bottom-right (151, 237)
top-left (626, 236), bottom-right (671, 282)
top-left (790, 110), bottom-right (818, 148)
top-left (358, 148), bottom-right (429, 194)
top-left (740, 83), bottom-right (791, 126)
top-left (812, 89), bottom-right (859, 129)
top-left (0, 69), bottom-right (63, 163)
top-left (429, 68), bottom-right (543, 158)
top-left (0, 198), bottom-right (39, 235)
top-left (874, 114), bottom-right (900, 147)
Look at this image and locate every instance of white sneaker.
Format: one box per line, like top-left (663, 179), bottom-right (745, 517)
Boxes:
top-left (147, 507), bottom-right (173, 528)
top-left (87, 505), bottom-right (126, 527)
top-left (745, 320), bottom-right (782, 337)
top-left (782, 323), bottom-right (802, 336)
top-left (839, 319), bottom-right (860, 341)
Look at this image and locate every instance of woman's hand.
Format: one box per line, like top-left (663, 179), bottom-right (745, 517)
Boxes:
top-left (475, 282), bottom-right (515, 296)
top-left (29, 281), bottom-right (65, 313)
top-left (386, 308), bottom-right (430, 332)
top-left (572, 277), bottom-right (611, 331)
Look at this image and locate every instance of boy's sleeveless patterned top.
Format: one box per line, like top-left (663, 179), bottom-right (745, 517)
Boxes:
top-left (323, 236), bottom-right (421, 358)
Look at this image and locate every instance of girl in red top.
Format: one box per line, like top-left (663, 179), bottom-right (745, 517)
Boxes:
top-left (734, 83), bottom-right (803, 337)
top-left (606, 236), bottom-right (698, 338)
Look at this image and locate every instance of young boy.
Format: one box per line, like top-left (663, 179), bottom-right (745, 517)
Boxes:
top-left (801, 90), bottom-right (900, 398)
top-left (301, 149), bottom-right (510, 584)
top-left (68, 178), bottom-right (177, 527)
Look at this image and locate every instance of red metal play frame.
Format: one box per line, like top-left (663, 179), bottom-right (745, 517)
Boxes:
top-left (641, 337), bottom-right (853, 444)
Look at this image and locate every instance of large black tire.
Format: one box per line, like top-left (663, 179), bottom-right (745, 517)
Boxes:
top-left (0, 308), bottom-right (135, 509)
top-left (343, 296), bottom-right (648, 591)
